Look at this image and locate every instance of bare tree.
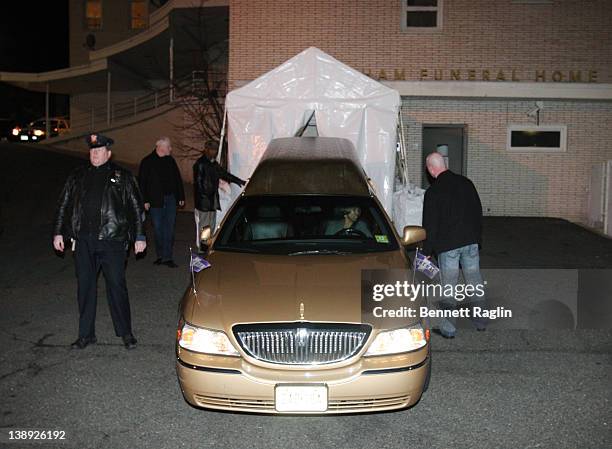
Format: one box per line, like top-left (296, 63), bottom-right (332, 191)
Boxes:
top-left (171, 1), bottom-right (229, 168)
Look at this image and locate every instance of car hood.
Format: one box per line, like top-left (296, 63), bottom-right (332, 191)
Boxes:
top-left (185, 250), bottom-right (411, 331)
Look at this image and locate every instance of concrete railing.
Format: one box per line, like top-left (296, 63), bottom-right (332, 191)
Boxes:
top-left (69, 71), bottom-right (226, 133)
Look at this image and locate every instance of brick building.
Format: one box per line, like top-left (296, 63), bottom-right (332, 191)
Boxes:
top-left (228, 0), bottom-right (612, 224)
top-left (1, 0), bottom-right (611, 225)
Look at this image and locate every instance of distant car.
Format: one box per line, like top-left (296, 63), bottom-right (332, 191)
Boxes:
top-left (13, 118), bottom-right (70, 142)
top-left (0, 119), bottom-right (18, 141)
top-left (11, 124), bottom-right (28, 142)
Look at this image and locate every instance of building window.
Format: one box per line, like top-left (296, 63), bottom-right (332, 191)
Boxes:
top-left (402, 0), bottom-right (442, 29)
top-left (131, 0), bottom-right (148, 29)
top-left (85, 0), bottom-right (102, 30)
top-left (507, 125), bottom-right (567, 153)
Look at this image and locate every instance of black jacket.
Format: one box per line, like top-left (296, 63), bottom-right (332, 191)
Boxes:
top-left (53, 162), bottom-right (145, 242)
top-left (138, 151), bottom-right (185, 208)
top-left (422, 170), bottom-right (482, 256)
top-left (193, 156), bottom-right (245, 211)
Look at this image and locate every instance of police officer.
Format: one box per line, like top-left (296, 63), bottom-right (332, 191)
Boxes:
top-left (53, 133), bottom-right (146, 350)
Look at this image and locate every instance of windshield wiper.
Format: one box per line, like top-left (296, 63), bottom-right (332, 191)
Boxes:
top-left (288, 249), bottom-right (351, 256)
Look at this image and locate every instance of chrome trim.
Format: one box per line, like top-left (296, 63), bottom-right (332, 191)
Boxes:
top-left (176, 358), bottom-right (241, 374)
top-left (233, 323), bottom-right (371, 365)
top-left (361, 356), bottom-right (429, 375)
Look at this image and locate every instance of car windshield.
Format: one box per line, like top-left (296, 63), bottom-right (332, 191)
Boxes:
top-left (214, 195), bottom-right (399, 255)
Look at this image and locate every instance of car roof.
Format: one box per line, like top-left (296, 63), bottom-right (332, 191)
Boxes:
top-left (243, 137), bottom-right (372, 197)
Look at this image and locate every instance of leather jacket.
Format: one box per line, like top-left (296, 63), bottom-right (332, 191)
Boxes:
top-left (193, 156), bottom-right (245, 211)
top-left (53, 162), bottom-right (145, 242)
top-left (138, 150), bottom-right (185, 208)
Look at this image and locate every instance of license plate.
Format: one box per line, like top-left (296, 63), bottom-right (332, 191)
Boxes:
top-left (275, 384), bottom-right (328, 412)
top-left (20, 135), bottom-right (28, 141)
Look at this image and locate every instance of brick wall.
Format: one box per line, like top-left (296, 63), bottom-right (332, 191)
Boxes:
top-left (400, 98), bottom-right (612, 221)
top-left (228, 0), bottom-right (612, 222)
top-left (228, 0), bottom-right (612, 86)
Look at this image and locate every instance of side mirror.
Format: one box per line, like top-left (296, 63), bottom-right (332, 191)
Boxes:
top-left (199, 225), bottom-right (212, 252)
top-left (402, 225), bottom-right (426, 247)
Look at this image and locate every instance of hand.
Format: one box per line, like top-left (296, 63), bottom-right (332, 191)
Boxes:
top-left (179, 200), bottom-right (185, 207)
top-left (134, 241), bottom-right (146, 254)
top-left (53, 235), bottom-right (65, 252)
top-left (144, 203), bottom-right (150, 211)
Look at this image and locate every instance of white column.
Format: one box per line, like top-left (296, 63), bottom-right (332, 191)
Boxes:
top-left (45, 83), bottom-right (50, 138)
top-left (169, 37), bottom-right (174, 102)
top-left (106, 71), bottom-right (112, 125)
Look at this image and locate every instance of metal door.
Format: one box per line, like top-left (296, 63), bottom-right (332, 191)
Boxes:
top-left (422, 125), bottom-right (466, 189)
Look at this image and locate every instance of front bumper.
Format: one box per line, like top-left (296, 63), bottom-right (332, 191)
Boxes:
top-left (176, 347), bottom-right (429, 414)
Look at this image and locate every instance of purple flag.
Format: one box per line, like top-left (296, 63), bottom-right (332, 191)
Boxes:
top-left (190, 254), bottom-right (211, 273)
top-left (414, 250), bottom-right (440, 279)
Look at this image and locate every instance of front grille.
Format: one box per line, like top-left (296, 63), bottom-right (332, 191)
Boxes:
top-left (327, 395), bottom-right (411, 411)
top-left (193, 394), bottom-right (410, 413)
top-left (193, 394), bottom-right (411, 413)
top-left (234, 323), bottom-right (371, 365)
top-left (194, 394), bottom-right (275, 410)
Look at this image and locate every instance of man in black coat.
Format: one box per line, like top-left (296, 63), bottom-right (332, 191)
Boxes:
top-left (422, 152), bottom-right (487, 338)
top-left (138, 137), bottom-right (185, 267)
top-left (193, 143), bottom-right (245, 248)
top-left (53, 133), bottom-right (146, 350)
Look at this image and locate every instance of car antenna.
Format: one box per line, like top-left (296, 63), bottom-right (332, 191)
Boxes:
top-left (189, 246), bottom-right (198, 295)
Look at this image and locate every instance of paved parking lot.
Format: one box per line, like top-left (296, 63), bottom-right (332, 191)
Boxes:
top-left (0, 143), bottom-right (610, 449)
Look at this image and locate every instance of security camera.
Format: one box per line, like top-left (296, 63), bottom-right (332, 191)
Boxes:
top-left (526, 101), bottom-right (544, 118)
top-left (526, 107), bottom-right (540, 118)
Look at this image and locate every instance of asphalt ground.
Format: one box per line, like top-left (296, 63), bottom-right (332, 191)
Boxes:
top-left (0, 143), bottom-right (610, 449)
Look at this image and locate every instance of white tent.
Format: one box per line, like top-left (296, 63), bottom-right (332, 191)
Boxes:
top-left (221, 47), bottom-right (401, 223)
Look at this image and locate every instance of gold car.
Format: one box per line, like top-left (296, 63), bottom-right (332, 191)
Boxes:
top-left (176, 137), bottom-right (430, 414)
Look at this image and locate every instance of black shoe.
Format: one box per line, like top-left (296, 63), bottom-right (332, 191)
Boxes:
top-left (431, 328), bottom-right (455, 339)
top-left (153, 258), bottom-right (163, 265)
top-left (163, 260), bottom-right (178, 268)
top-left (476, 327), bottom-right (486, 332)
top-left (70, 336), bottom-right (97, 349)
top-left (122, 334), bottom-right (137, 350)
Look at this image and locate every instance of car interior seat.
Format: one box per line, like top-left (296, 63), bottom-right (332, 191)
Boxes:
top-left (244, 205), bottom-right (293, 240)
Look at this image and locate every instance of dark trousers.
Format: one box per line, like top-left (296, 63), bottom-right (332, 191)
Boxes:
top-left (75, 235), bottom-right (132, 338)
top-left (149, 194), bottom-right (177, 261)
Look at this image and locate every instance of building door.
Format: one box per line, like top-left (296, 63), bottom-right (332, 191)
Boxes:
top-left (422, 125), bottom-right (466, 188)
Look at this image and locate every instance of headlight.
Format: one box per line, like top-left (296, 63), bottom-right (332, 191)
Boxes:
top-left (12, 128), bottom-right (19, 136)
top-left (364, 323), bottom-right (427, 356)
top-left (178, 322), bottom-right (239, 356)
top-left (33, 129), bottom-right (45, 136)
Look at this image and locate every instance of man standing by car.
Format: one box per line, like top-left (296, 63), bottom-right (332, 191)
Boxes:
top-left (138, 137), bottom-right (185, 267)
top-left (53, 133), bottom-right (146, 350)
top-left (193, 141), bottom-right (245, 249)
top-left (422, 152), bottom-right (487, 338)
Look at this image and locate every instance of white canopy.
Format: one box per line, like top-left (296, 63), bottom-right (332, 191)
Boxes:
top-left (222, 47), bottom-right (401, 220)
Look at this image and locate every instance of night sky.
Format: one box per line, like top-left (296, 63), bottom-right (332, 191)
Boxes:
top-left (0, 1), bottom-right (69, 127)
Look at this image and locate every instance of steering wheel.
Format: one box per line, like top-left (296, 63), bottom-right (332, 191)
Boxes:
top-left (334, 227), bottom-right (367, 238)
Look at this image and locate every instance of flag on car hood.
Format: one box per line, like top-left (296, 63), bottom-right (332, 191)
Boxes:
top-left (414, 250), bottom-right (440, 279)
top-left (190, 254), bottom-right (211, 273)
